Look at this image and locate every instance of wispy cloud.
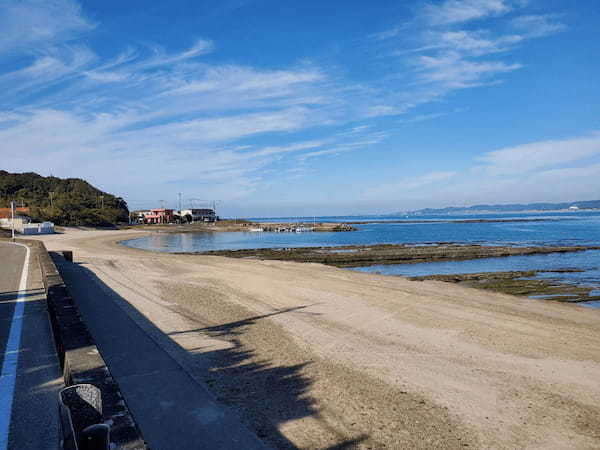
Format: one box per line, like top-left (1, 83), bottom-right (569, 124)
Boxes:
top-left (423, 0), bottom-right (514, 25)
top-left (415, 51), bottom-right (521, 88)
top-left (361, 132), bottom-right (600, 210)
top-left (0, 0), bottom-right (94, 55)
top-left (477, 133), bottom-right (600, 175)
top-left (298, 136), bottom-right (387, 162)
top-left (398, 112), bottom-right (448, 124)
top-left (510, 14), bottom-right (567, 38)
top-left (372, 0), bottom-right (567, 117)
top-left (135, 39), bottom-right (214, 70)
top-left (364, 105), bottom-right (408, 118)
top-left (361, 171), bottom-right (457, 202)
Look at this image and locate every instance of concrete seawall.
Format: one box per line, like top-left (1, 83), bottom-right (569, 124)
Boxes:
top-left (36, 241), bottom-right (146, 449)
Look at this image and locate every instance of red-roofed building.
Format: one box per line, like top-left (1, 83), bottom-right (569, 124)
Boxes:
top-left (0, 207), bottom-right (29, 219)
top-left (142, 208), bottom-right (174, 224)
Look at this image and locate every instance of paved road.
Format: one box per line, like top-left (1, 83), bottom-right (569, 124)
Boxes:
top-left (0, 241), bottom-right (62, 450)
top-left (55, 256), bottom-right (267, 450)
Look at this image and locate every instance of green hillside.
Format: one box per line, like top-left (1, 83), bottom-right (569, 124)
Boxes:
top-left (0, 170), bottom-right (129, 226)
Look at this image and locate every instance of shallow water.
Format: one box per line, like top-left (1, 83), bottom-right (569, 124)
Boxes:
top-left (123, 211), bottom-right (600, 252)
top-left (122, 211), bottom-right (600, 309)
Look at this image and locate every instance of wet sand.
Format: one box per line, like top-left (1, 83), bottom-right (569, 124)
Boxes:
top-left (29, 228), bottom-right (600, 449)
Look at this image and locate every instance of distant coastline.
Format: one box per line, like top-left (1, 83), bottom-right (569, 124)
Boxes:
top-left (397, 199), bottom-right (600, 216)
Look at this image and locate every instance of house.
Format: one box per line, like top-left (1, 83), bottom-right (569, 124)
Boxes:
top-left (179, 208), bottom-right (217, 223)
top-left (0, 207), bottom-right (30, 219)
top-left (132, 210), bottom-right (150, 224)
top-left (142, 208), bottom-right (175, 224)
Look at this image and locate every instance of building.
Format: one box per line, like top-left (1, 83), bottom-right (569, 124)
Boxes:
top-left (20, 222), bottom-right (55, 235)
top-left (141, 208), bottom-right (175, 224)
top-left (0, 208), bottom-right (54, 234)
top-left (179, 208), bottom-right (216, 223)
top-left (0, 207), bottom-right (30, 219)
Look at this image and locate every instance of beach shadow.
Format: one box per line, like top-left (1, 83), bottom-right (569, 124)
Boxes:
top-left (168, 305), bottom-right (310, 338)
top-left (54, 255), bottom-right (368, 449)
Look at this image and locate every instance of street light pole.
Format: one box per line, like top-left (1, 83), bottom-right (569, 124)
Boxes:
top-left (11, 200), bottom-right (15, 241)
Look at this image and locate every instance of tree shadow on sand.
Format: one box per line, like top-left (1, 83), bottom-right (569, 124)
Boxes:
top-left (168, 307), bottom-right (368, 448)
top-left (59, 256), bottom-right (368, 449)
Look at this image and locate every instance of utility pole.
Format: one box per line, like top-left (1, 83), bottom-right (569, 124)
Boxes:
top-left (212, 200), bottom-right (221, 222)
top-left (100, 195), bottom-right (104, 209)
top-left (49, 191), bottom-right (54, 207)
top-left (178, 193), bottom-right (182, 214)
top-left (159, 199), bottom-right (165, 209)
top-left (11, 200), bottom-right (15, 241)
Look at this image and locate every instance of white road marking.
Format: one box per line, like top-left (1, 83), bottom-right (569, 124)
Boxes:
top-left (0, 242), bottom-right (30, 450)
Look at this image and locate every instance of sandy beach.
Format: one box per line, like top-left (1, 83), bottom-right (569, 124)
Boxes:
top-left (31, 228), bottom-right (600, 449)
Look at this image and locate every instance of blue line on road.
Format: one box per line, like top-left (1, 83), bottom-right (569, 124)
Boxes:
top-left (0, 243), bottom-right (30, 450)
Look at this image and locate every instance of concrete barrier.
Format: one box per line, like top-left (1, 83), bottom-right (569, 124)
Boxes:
top-left (37, 242), bottom-right (147, 449)
top-left (63, 251), bottom-right (73, 262)
top-left (59, 384), bottom-right (110, 450)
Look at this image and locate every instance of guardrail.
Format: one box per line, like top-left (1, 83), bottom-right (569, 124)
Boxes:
top-left (36, 242), bottom-right (147, 449)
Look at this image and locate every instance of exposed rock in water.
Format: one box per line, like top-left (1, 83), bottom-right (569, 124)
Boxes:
top-left (410, 270), bottom-right (599, 303)
top-left (195, 244), bottom-right (600, 268)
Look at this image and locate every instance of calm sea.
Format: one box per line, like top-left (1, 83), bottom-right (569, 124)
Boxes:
top-left (122, 211), bottom-right (600, 308)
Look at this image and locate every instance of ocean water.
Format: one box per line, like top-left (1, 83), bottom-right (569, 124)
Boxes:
top-left (123, 211), bottom-right (600, 251)
top-left (121, 211), bottom-right (600, 308)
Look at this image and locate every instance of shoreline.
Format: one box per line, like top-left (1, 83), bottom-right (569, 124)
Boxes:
top-left (120, 235), bottom-right (600, 304)
top-left (119, 215), bottom-right (562, 235)
top-left (123, 220), bottom-right (356, 234)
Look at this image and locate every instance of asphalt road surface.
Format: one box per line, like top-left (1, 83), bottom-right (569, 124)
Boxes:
top-left (0, 241), bottom-right (61, 449)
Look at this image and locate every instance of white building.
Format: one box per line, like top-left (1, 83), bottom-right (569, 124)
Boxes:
top-left (179, 208), bottom-right (216, 223)
top-left (0, 217), bottom-right (54, 234)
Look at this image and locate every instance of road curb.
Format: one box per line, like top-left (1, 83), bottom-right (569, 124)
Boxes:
top-left (35, 241), bottom-right (147, 449)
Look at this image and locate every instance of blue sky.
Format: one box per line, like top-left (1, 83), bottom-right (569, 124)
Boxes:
top-left (1, 0), bottom-right (599, 217)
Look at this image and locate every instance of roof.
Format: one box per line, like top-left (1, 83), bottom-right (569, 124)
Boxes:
top-left (0, 207), bottom-right (29, 219)
top-left (150, 208), bottom-right (174, 213)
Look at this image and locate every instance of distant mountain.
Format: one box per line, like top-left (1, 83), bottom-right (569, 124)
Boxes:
top-left (0, 170), bottom-right (129, 226)
top-left (405, 200), bottom-right (600, 216)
